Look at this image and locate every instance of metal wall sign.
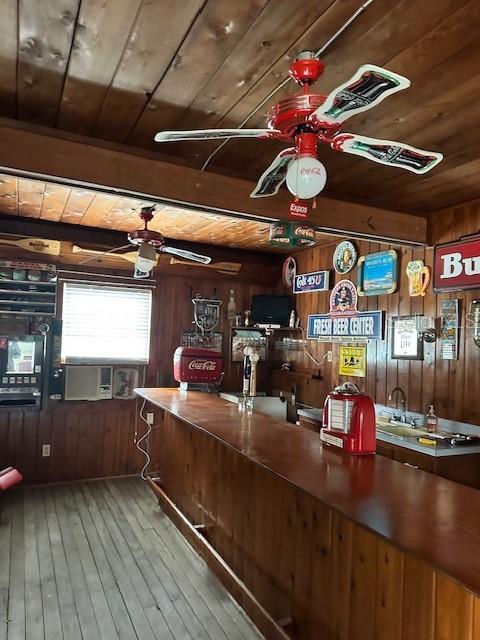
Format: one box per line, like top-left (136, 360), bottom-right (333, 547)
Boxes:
top-left (307, 310), bottom-right (384, 340)
top-left (333, 241), bottom-right (357, 274)
top-left (357, 250), bottom-right (398, 296)
top-left (434, 236), bottom-right (480, 292)
top-left (293, 270), bottom-right (330, 294)
top-left (339, 345), bottom-right (366, 377)
top-left (329, 279), bottom-right (358, 316)
top-left (440, 299), bottom-right (460, 360)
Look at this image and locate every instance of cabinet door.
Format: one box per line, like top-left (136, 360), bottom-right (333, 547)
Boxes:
top-left (392, 447), bottom-right (434, 473)
top-left (434, 454), bottom-right (480, 490)
top-left (375, 441), bottom-right (395, 459)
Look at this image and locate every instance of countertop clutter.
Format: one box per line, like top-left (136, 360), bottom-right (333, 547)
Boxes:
top-left (136, 388), bottom-right (480, 597)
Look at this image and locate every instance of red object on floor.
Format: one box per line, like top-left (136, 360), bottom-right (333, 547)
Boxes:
top-left (0, 467), bottom-right (23, 490)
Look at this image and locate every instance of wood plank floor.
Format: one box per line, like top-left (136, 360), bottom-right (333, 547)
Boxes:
top-left (0, 477), bottom-right (264, 640)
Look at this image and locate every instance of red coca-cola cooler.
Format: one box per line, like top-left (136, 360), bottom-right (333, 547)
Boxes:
top-left (173, 346), bottom-right (223, 387)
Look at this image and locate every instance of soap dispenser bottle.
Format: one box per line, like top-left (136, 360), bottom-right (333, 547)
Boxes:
top-left (426, 404), bottom-right (438, 433)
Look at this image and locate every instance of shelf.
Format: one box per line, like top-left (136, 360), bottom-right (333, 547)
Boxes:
top-left (0, 300), bottom-right (55, 307)
top-left (0, 310), bottom-right (55, 316)
top-left (0, 288), bottom-right (56, 296)
top-left (0, 278), bottom-right (56, 286)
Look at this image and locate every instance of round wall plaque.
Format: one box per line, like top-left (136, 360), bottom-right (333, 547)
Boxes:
top-left (333, 240), bottom-right (357, 274)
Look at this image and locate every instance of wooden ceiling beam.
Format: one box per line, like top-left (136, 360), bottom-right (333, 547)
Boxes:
top-left (0, 119), bottom-right (426, 245)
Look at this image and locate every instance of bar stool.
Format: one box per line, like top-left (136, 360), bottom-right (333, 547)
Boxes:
top-left (0, 467), bottom-right (23, 491)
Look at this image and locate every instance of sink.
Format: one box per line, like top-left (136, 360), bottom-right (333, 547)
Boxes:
top-left (377, 424), bottom-right (429, 438)
top-left (220, 393), bottom-right (287, 420)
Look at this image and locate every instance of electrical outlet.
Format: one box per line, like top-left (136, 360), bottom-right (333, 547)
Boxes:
top-left (146, 412), bottom-right (154, 425)
top-left (327, 350), bottom-right (333, 363)
top-left (42, 444), bottom-right (51, 457)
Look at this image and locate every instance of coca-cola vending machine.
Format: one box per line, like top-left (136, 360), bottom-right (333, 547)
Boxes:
top-left (173, 346), bottom-right (223, 391)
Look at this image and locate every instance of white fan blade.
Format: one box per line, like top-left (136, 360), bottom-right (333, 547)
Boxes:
top-left (154, 128), bottom-right (279, 142)
top-left (72, 244), bottom-right (136, 265)
top-left (310, 64), bottom-right (410, 126)
top-left (331, 133), bottom-right (443, 174)
top-left (250, 147), bottom-right (296, 198)
top-left (160, 245), bottom-right (211, 264)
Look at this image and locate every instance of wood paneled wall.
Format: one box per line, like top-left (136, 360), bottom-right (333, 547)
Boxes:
top-left (276, 201), bottom-right (480, 426)
top-left (0, 271), bottom-right (272, 484)
top-left (152, 409), bottom-right (480, 640)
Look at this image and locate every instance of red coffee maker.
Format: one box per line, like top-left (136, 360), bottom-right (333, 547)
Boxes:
top-left (321, 388), bottom-right (376, 455)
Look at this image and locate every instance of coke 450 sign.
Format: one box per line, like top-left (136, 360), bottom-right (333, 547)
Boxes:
top-left (434, 237), bottom-right (480, 292)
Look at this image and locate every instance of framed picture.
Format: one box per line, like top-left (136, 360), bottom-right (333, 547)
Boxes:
top-left (440, 299), bottom-right (460, 360)
top-left (231, 328), bottom-right (267, 362)
top-left (391, 316), bottom-right (423, 360)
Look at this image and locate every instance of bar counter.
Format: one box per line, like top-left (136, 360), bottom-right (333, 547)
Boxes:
top-left (137, 388), bottom-right (480, 640)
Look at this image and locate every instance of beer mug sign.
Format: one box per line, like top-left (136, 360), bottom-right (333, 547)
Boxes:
top-left (406, 260), bottom-right (430, 297)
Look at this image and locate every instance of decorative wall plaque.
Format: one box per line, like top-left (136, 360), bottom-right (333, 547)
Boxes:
top-left (357, 250), bottom-right (398, 296)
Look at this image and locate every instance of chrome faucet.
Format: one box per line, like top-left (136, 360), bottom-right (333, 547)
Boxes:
top-left (388, 387), bottom-right (407, 423)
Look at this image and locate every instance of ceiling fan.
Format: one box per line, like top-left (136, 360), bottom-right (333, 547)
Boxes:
top-left (154, 52), bottom-right (443, 201)
top-left (76, 206), bottom-right (211, 278)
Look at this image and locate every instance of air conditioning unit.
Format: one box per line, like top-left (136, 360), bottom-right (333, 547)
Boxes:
top-left (64, 366), bottom-right (113, 401)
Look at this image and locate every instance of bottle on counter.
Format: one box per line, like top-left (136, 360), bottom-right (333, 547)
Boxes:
top-left (244, 309), bottom-right (251, 327)
top-left (426, 404), bottom-right (438, 433)
top-left (227, 289), bottom-right (237, 323)
top-left (289, 309), bottom-right (296, 328)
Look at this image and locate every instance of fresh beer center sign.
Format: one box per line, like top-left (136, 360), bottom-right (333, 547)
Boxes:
top-left (434, 237), bottom-right (480, 292)
top-left (307, 310), bottom-right (384, 340)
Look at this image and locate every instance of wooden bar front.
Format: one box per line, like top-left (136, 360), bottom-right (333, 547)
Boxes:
top-left (138, 388), bottom-right (480, 640)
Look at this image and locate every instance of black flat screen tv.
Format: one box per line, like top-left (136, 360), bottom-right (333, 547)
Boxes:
top-left (251, 295), bottom-right (292, 327)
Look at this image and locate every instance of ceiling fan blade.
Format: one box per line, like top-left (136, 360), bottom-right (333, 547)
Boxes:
top-left (310, 64), bottom-right (410, 126)
top-left (0, 236), bottom-right (61, 256)
top-left (331, 133), bottom-right (443, 174)
top-left (169, 258), bottom-right (241, 273)
top-left (72, 244), bottom-right (136, 265)
top-left (154, 128), bottom-right (279, 142)
top-left (250, 147), bottom-right (296, 198)
top-left (160, 245), bottom-right (211, 264)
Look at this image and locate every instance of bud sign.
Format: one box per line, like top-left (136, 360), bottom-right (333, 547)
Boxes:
top-left (434, 237), bottom-right (480, 292)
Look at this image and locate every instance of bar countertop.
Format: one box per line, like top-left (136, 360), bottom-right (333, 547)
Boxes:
top-left (136, 388), bottom-right (480, 596)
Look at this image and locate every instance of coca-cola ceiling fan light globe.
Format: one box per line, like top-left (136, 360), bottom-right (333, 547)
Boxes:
top-left (154, 51), bottom-right (443, 201)
top-left (286, 157), bottom-right (327, 200)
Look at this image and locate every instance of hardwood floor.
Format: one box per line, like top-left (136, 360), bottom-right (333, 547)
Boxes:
top-left (0, 477), bottom-right (264, 640)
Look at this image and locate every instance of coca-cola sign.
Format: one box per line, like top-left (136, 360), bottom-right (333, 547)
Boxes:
top-left (434, 237), bottom-right (480, 292)
top-left (188, 360), bottom-right (217, 371)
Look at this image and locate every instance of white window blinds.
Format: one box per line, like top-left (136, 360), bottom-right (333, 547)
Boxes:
top-left (61, 283), bottom-right (152, 364)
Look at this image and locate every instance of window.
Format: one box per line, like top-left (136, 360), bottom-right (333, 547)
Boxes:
top-left (61, 282), bottom-right (152, 364)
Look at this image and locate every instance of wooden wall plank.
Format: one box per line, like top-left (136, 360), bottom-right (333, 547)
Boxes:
top-left (435, 574), bottom-right (474, 640)
top-left (17, 0), bottom-right (79, 125)
top-left (402, 556), bottom-right (435, 640)
top-left (58, 0), bottom-right (143, 134)
top-left (0, 0), bottom-right (18, 118)
top-left (93, 0), bottom-right (205, 143)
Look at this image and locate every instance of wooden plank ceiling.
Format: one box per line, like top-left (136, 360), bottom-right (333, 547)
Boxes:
top-left (0, 0), bottom-right (477, 217)
top-left (0, 173), bottom-right (337, 252)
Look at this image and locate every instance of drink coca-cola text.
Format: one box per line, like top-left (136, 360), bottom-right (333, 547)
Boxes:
top-left (188, 360), bottom-right (217, 371)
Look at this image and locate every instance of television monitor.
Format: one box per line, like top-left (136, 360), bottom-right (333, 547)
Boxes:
top-left (251, 295), bottom-right (292, 327)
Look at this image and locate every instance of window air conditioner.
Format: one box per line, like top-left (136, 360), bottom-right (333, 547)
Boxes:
top-left (64, 366), bottom-right (113, 401)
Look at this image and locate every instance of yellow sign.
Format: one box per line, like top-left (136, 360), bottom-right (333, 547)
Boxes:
top-left (339, 345), bottom-right (366, 378)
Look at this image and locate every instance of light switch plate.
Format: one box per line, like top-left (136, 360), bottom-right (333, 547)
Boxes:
top-left (146, 412), bottom-right (154, 425)
top-left (42, 444), bottom-right (51, 457)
